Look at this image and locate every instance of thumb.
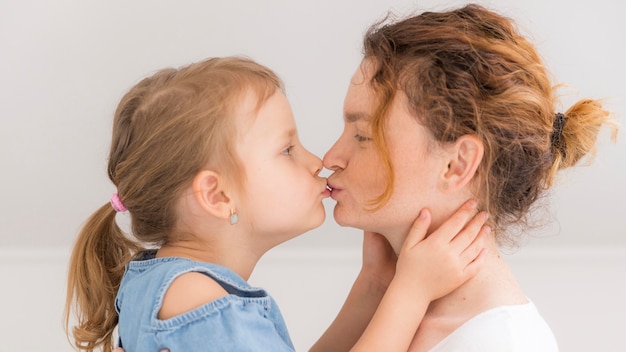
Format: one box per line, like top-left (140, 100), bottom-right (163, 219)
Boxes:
top-left (402, 209), bottom-right (431, 250)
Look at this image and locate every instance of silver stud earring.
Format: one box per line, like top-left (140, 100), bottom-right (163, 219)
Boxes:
top-left (229, 209), bottom-right (239, 225)
top-left (443, 183), bottom-right (449, 190)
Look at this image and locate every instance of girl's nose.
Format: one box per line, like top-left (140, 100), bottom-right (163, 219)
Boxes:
top-left (306, 149), bottom-right (323, 176)
top-left (313, 157), bottom-right (323, 176)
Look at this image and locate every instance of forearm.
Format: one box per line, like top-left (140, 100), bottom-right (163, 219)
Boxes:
top-left (349, 279), bottom-right (428, 352)
top-left (309, 271), bottom-right (388, 352)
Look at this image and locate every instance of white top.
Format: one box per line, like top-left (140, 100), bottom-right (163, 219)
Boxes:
top-left (429, 301), bottom-right (559, 352)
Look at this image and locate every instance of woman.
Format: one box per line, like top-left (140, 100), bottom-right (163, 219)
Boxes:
top-left (312, 4), bottom-right (615, 351)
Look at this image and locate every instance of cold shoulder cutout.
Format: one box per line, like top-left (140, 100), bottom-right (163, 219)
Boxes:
top-left (115, 250), bottom-right (294, 352)
top-left (158, 271), bottom-right (229, 320)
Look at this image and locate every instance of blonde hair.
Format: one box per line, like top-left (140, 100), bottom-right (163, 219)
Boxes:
top-left (362, 4), bottom-right (617, 244)
top-left (64, 57), bottom-right (282, 351)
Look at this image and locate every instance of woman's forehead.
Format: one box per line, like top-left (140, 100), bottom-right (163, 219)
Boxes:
top-left (344, 65), bottom-right (377, 119)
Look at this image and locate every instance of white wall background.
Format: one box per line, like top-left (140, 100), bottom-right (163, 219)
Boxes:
top-left (1, 0), bottom-right (625, 351)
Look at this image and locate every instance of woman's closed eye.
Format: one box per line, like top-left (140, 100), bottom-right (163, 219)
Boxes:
top-left (354, 133), bottom-right (372, 142)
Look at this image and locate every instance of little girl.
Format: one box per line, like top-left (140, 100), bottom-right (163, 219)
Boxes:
top-left (65, 57), bottom-right (488, 352)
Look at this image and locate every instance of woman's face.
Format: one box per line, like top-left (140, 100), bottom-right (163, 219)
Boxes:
top-left (323, 62), bottom-right (451, 251)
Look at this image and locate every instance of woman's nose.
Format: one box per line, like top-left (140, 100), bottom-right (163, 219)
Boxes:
top-left (322, 140), bottom-right (345, 172)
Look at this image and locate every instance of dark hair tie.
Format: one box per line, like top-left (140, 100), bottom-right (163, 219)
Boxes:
top-left (551, 112), bottom-right (566, 150)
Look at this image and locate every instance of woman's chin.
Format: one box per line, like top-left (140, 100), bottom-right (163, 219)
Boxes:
top-left (331, 206), bottom-right (352, 227)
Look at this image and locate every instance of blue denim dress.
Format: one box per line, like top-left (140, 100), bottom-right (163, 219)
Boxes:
top-left (115, 251), bottom-right (295, 352)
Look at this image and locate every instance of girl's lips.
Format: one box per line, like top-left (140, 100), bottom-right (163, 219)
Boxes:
top-left (327, 184), bottom-right (342, 199)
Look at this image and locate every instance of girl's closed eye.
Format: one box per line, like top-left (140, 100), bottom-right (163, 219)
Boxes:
top-left (281, 145), bottom-right (294, 156)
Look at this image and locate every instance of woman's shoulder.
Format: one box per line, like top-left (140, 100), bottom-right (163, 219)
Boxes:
top-left (430, 301), bottom-right (559, 351)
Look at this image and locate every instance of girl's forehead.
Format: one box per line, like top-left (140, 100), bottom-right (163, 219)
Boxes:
top-left (237, 90), bottom-right (296, 138)
top-left (233, 90), bottom-right (271, 133)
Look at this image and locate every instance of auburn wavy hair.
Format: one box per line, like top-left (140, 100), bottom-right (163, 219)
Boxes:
top-left (362, 4), bottom-right (616, 244)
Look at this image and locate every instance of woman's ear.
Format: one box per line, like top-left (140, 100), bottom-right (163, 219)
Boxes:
top-left (441, 134), bottom-right (484, 192)
top-left (191, 170), bottom-right (233, 220)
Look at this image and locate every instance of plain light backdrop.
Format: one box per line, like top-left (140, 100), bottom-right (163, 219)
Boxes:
top-left (1, 0), bottom-right (625, 250)
top-left (1, 0), bottom-right (625, 351)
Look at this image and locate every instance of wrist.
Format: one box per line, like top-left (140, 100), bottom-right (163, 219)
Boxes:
top-left (385, 277), bottom-right (432, 313)
top-left (355, 267), bottom-right (393, 298)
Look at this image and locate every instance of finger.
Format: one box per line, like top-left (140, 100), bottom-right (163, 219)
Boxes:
top-left (462, 247), bottom-right (488, 280)
top-left (432, 199), bottom-right (479, 243)
top-left (459, 224), bottom-right (491, 264)
top-left (450, 211), bottom-right (489, 252)
top-left (402, 208), bottom-right (431, 250)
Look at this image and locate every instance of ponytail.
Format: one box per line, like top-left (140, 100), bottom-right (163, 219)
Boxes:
top-left (547, 98), bottom-right (618, 186)
top-left (64, 203), bottom-right (142, 351)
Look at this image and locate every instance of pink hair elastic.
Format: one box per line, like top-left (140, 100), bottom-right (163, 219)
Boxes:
top-left (110, 193), bottom-right (127, 213)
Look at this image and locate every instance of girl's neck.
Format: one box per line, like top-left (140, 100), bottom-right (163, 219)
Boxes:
top-left (156, 242), bottom-right (262, 281)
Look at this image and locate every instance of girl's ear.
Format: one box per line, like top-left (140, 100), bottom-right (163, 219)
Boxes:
top-left (191, 170), bottom-right (234, 220)
top-left (441, 134), bottom-right (484, 192)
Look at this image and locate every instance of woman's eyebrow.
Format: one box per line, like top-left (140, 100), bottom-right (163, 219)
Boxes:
top-left (344, 112), bottom-right (371, 123)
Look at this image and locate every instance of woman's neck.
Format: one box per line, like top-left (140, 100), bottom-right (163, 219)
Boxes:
top-left (428, 243), bottom-right (526, 317)
top-left (409, 240), bottom-right (527, 351)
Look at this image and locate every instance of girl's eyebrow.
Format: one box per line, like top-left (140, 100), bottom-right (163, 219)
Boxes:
top-left (281, 128), bottom-right (297, 139)
top-left (344, 112), bottom-right (371, 123)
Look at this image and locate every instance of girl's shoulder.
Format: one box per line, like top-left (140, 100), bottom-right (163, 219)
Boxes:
top-left (158, 271), bottom-right (229, 320)
top-left (116, 253), bottom-right (294, 351)
top-left (123, 250), bottom-right (266, 297)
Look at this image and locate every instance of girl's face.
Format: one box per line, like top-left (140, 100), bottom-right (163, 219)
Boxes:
top-left (236, 90), bottom-right (329, 249)
top-left (323, 62), bottom-right (450, 251)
